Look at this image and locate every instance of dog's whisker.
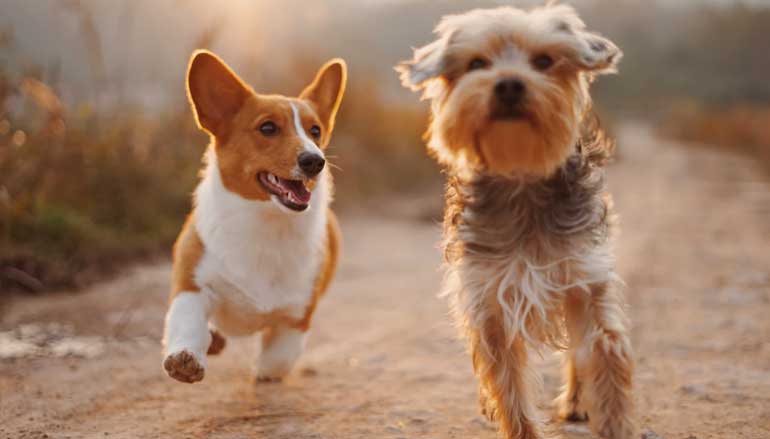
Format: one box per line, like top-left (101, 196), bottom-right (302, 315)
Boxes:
top-left (326, 162), bottom-right (344, 172)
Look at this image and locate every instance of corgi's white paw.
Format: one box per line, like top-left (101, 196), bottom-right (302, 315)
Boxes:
top-left (164, 349), bottom-right (205, 383)
top-left (256, 353), bottom-right (296, 382)
top-left (256, 328), bottom-right (306, 382)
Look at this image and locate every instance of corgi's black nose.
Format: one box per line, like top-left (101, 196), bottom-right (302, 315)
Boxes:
top-left (298, 152), bottom-right (325, 177)
top-left (494, 78), bottom-right (526, 106)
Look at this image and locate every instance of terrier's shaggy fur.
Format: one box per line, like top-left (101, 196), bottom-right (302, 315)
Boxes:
top-left (397, 4), bottom-right (634, 439)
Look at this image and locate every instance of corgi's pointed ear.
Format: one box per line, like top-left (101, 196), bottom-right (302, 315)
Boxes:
top-left (300, 59), bottom-right (347, 133)
top-left (186, 50), bottom-right (251, 137)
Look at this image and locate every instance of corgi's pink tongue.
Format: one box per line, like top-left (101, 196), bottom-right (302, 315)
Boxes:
top-left (278, 179), bottom-right (311, 204)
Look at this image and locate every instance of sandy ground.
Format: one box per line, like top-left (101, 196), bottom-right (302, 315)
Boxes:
top-left (1, 123), bottom-right (769, 439)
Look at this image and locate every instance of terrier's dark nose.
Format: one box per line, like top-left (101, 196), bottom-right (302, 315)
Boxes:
top-left (494, 78), bottom-right (526, 106)
top-left (298, 152), bottom-right (325, 177)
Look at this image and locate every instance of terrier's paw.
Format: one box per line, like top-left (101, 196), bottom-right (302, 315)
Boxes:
top-left (557, 397), bottom-right (588, 422)
top-left (562, 409), bottom-right (589, 423)
top-left (479, 390), bottom-right (498, 422)
top-left (163, 350), bottom-right (205, 383)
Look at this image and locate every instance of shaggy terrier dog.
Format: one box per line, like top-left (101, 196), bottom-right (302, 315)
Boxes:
top-left (397, 4), bottom-right (634, 439)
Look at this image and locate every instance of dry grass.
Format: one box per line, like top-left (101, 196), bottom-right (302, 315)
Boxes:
top-left (0, 55), bottom-right (435, 293)
top-left (0, 75), bottom-right (205, 291)
top-left (661, 100), bottom-right (770, 173)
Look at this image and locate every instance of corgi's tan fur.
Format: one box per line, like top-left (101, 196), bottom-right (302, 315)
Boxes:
top-left (162, 50), bottom-right (346, 384)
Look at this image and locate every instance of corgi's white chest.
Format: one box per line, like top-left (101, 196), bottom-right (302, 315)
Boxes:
top-left (193, 149), bottom-right (328, 314)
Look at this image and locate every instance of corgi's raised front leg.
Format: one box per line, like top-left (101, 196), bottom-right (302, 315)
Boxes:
top-left (163, 291), bottom-right (211, 383)
top-left (256, 326), bottom-right (307, 382)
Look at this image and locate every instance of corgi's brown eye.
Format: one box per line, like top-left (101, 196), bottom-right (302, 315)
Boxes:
top-left (259, 121), bottom-right (278, 136)
top-left (468, 58), bottom-right (489, 72)
top-left (532, 54), bottom-right (554, 71)
top-left (309, 125), bottom-right (321, 140)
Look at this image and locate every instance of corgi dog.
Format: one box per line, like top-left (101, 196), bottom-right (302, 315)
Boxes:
top-left (162, 50), bottom-right (346, 384)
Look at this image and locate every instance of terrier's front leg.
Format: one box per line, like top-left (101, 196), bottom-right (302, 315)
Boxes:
top-left (563, 284), bottom-right (635, 439)
top-left (255, 326), bottom-right (307, 382)
top-left (162, 292), bottom-right (211, 383)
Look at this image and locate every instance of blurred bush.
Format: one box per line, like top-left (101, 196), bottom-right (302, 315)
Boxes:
top-left (330, 76), bottom-right (436, 203)
top-left (0, 72), bottom-right (205, 291)
top-left (0, 51), bottom-right (434, 293)
top-left (661, 100), bottom-right (770, 172)
top-left (591, 1), bottom-right (770, 174)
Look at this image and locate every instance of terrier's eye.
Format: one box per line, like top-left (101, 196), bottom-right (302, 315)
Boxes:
top-left (532, 54), bottom-right (554, 71)
top-left (259, 121), bottom-right (279, 136)
top-left (309, 125), bottom-right (321, 140)
top-left (467, 58), bottom-right (489, 72)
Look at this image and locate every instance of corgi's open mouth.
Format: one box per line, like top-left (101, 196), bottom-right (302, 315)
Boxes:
top-left (257, 172), bottom-right (311, 212)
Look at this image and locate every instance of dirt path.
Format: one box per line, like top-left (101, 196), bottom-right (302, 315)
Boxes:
top-left (1, 124), bottom-right (769, 439)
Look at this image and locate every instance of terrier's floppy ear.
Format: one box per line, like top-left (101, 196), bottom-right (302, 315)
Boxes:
top-left (186, 50), bottom-right (251, 137)
top-left (300, 59), bottom-right (347, 133)
top-left (542, 4), bottom-right (622, 74)
top-left (395, 35), bottom-right (450, 92)
top-left (568, 30), bottom-right (622, 74)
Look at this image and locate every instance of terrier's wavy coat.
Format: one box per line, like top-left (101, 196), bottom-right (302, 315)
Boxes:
top-left (397, 4), bottom-right (634, 439)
